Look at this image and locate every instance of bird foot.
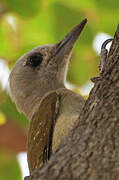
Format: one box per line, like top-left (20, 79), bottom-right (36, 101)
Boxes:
top-left (99, 38), bottom-right (113, 72)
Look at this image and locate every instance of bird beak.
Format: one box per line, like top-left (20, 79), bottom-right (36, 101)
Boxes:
top-left (54, 18), bottom-right (87, 58)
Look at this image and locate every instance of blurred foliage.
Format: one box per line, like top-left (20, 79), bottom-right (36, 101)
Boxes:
top-left (0, 112), bottom-right (6, 126)
top-left (0, 150), bottom-right (22, 180)
top-left (0, 0), bottom-right (118, 179)
top-left (0, 91), bottom-right (28, 128)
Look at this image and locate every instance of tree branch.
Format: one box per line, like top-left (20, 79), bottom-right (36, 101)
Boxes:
top-left (26, 24), bottom-right (119, 180)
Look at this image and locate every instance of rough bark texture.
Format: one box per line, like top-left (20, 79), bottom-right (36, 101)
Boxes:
top-left (26, 24), bottom-right (119, 180)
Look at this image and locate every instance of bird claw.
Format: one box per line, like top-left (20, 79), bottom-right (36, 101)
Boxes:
top-left (99, 38), bottom-right (113, 72)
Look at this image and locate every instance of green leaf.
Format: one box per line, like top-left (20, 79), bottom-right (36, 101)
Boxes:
top-left (0, 93), bottom-right (28, 128)
top-left (67, 46), bottom-right (98, 85)
top-left (0, 150), bottom-right (22, 180)
top-left (3, 0), bottom-right (41, 17)
top-left (95, 0), bottom-right (119, 11)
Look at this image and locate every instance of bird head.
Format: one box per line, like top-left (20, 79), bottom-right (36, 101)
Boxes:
top-left (9, 19), bottom-right (87, 119)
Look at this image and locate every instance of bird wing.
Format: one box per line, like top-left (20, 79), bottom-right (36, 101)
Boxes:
top-left (27, 91), bottom-right (60, 173)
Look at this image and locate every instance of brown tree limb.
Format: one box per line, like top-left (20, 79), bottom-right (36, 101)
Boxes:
top-left (26, 24), bottom-right (119, 180)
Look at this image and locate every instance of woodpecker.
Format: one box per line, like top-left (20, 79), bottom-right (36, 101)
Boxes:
top-left (9, 19), bottom-right (87, 173)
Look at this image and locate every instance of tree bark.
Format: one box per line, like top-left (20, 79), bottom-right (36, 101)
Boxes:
top-left (26, 24), bottom-right (119, 180)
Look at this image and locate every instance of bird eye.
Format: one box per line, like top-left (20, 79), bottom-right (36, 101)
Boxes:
top-left (28, 53), bottom-right (43, 67)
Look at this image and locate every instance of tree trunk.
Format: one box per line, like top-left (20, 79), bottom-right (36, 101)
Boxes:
top-left (26, 24), bottom-right (119, 180)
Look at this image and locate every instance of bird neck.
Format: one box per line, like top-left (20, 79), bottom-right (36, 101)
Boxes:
top-left (22, 83), bottom-right (65, 121)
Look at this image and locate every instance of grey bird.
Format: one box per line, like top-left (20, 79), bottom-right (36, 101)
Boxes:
top-left (9, 19), bottom-right (87, 173)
